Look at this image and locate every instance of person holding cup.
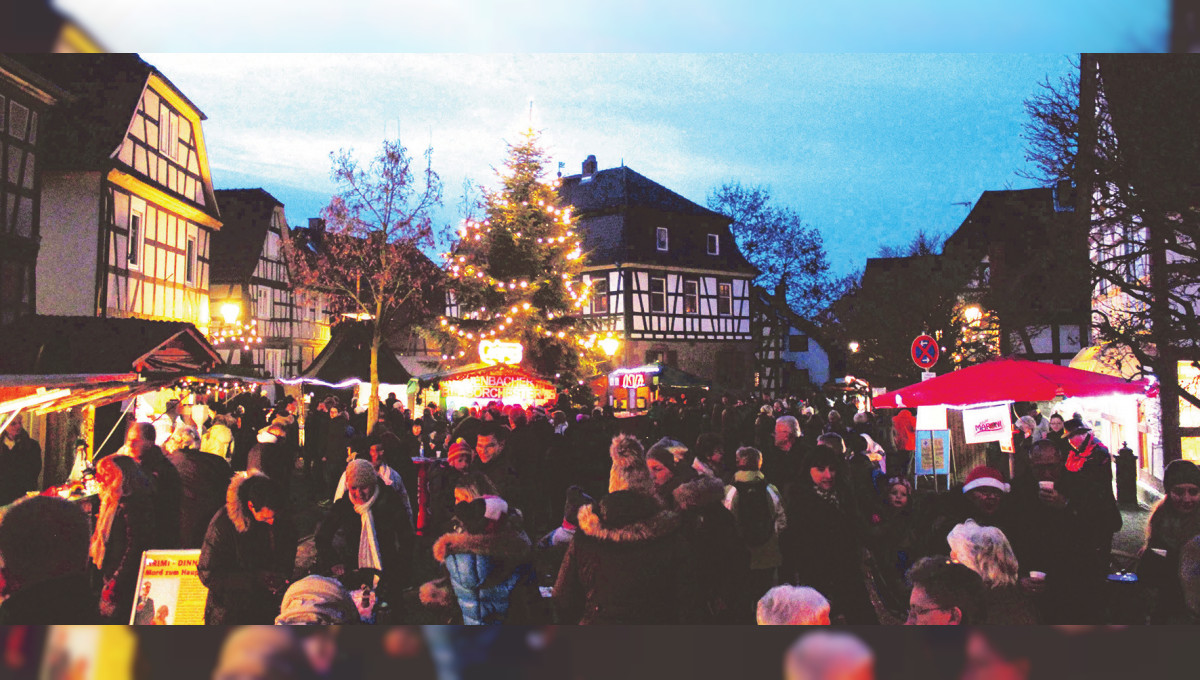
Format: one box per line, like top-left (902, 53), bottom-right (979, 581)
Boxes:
top-left (1006, 439), bottom-right (1119, 624)
top-left (1138, 459), bottom-right (1200, 623)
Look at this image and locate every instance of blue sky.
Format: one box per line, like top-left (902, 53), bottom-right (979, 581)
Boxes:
top-left (145, 53), bottom-right (1080, 276)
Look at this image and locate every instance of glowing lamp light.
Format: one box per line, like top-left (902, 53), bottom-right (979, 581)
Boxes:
top-left (963, 306), bottom-right (983, 324)
top-left (220, 302), bottom-right (241, 324)
top-left (479, 340), bottom-right (524, 365)
top-left (599, 337), bottom-right (620, 357)
top-left (849, 341), bottom-right (860, 353)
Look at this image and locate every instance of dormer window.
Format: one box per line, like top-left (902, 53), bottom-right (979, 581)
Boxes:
top-left (707, 233), bottom-right (719, 255)
top-left (656, 227), bottom-right (668, 251)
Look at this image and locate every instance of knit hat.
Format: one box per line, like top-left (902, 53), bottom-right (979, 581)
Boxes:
top-left (962, 466), bottom-right (1010, 494)
top-left (609, 434), bottom-right (653, 494)
top-left (1163, 459), bottom-right (1200, 491)
top-left (884, 476), bottom-right (913, 496)
top-left (345, 458), bottom-right (377, 488)
top-left (447, 439), bottom-right (472, 463)
top-left (563, 485), bottom-right (594, 528)
top-left (274, 575), bottom-right (360, 625)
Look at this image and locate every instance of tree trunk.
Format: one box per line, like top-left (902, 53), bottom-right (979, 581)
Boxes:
top-left (368, 300), bottom-right (382, 437)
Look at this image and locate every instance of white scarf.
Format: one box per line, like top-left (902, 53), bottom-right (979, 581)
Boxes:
top-left (90, 492), bottom-right (119, 570)
top-left (353, 486), bottom-right (383, 571)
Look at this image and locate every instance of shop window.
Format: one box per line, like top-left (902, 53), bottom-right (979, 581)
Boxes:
top-left (684, 279), bottom-right (698, 314)
top-left (650, 277), bottom-right (666, 312)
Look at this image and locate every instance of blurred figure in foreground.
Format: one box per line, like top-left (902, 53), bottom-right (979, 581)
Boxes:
top-left (783, 631), bottom-right (874, 680)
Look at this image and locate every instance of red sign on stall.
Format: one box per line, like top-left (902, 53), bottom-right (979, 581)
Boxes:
top-left (620, 373), bottom-right (646, 389)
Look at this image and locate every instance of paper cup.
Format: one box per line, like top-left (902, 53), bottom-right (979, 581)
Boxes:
top-left (1151, 548), bottom-right (1167, 558)
top-left (1038, 481), bottom-right (1055, 491)
top-left (1028, 571), bottom-right (1046, 581)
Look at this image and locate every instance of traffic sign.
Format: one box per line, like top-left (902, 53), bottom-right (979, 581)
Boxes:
top-left (911, 335), bottom-right (939, 369)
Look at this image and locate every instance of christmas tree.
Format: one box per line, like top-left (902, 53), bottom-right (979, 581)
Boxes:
top-left (435, 129), bottom-right (611, 381)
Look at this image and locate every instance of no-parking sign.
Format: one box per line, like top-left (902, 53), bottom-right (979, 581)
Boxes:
top-left (911, 335), bottom-right (939, 370)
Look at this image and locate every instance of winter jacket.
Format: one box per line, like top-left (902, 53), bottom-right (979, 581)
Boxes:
top-left (553, 491), bottom-right (697, 624)
top-left (472, 452), bottom-right (526, 513)
top-left (314, 483), bottom-right (415, 589)
top-left (94, 493), bottom-right (156, 622)
top-left (136, 446), bottom-right (183, 549)
top-left (198, 472), bottom-right (298, 624)
top-left (334, 463), bottom-right (414, 522)
top-left (0, 430), bottom-right (41, 506)
top-left (780, 482), bottom-right (877, 624)
top-left (1139, 502), bottom-right (1200, 623)
top-left (200, 420), bottom-right (235, 461)
top-left (722, 471), bottom-right (786, 570)
top-left (433, 513), bottom-right (537, 625)
top-left (982, 584), bottom-right (1039, 624)
top-left (426, 462), bottom-right (468, 537)
top-left (866, 501), bottom-right (923, 613)
top-left (167, 448), bottom-right (234, 549)
top-left (676, 474), bottom-right (750, 623)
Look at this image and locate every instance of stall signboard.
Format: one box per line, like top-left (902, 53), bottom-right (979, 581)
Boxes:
top-left (612, 372), bottom-right (648, 389)
top-left (915, 430), bottom-right (951, 475)
top-left (440, 367), bottom-right (556, 407)
top-left (962, 403), bottom-right (1013, 445)
top-left (129, 549), bottom-right (208, 625)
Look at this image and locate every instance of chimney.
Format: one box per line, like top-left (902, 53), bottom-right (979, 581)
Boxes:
top-left (308, 217), bottom-right (326, 233)
top-left (582, 155), bottom-right (598, 177)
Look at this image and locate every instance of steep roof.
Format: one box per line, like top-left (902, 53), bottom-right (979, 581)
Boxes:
top-left (300, 322), bottom-right (412, 384)
top-left (558, 164), bottom-right (756, 274)
top-left (0, 316), bottom-right (221, 376)
top-left (945, 188), bottom-right (1061, 255)
top-left (12, 54), bottom-right (206, 172)
top-left (211, 188), bottom-right (283, 284)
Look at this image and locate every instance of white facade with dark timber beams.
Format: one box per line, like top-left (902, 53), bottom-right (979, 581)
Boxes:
top-left (561, 156), bottom-right (758, 391)
top-left (18, 55), bottom-right (221, 331)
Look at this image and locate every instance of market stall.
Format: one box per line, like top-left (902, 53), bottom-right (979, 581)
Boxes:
top-left (607, 361), bottom-right (710, 412)
top-left (418, 362), bottom-right (557, 413)
top-left (872, 357), bottom-right (1150, 488)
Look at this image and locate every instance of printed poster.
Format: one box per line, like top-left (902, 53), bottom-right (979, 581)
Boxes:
top-left (129, 549), bottom-right (208, 625)
top-left (40, 626), bottom-right (137, 680)
top-left (915, 430), bottom-right (951, 475)
top-left (961, 403), bottom-right (1013, 445)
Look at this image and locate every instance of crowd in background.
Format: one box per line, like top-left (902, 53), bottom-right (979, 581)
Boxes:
top-left (1, 387), bottom-right (1199, 628)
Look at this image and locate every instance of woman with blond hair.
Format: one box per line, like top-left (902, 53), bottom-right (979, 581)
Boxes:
top-left (946, 519), bottom-right (1038, 624)
top-left (90, 454), bottom-right (155, 622)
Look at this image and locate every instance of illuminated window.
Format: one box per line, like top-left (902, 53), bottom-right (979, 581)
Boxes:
top-left (684, 280), bottom-right (698, 314)
top-left (650, 277), bottom-right (666, 312)
top-left (717, 282), bottom-right (732, 316)
top-left (591, 278), bottom-right (608, 314)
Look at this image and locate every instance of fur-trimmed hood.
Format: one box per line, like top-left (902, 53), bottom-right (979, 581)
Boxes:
top-left (672, 474), bottom-right (726, 511)
top-left (226, 471), bottom-right (266, 533)
top-left (577, 496), bottom-right (682, 544)
top-left (433, 519), bottom-right (532, 564)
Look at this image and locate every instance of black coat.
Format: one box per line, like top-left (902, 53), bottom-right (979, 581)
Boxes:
top-left (553, 492), bottom-right (697, 624)
top-left (314, 484), bottom-right (415, 588)
top-left (0, 430), bottom-right (42, 506)
top-left (472, 452), bottom-right (525, 513)
top-left (168, 448), bottom-right (233, 549)
top-left (672, 475), bottom-right (750, 623)
top-left (247, 439), bottom-right (295, 497)
top-left (0, 573), bottom-right (99, 624)
top-left (138, 447), bottom-right (183, 549)
top-left (781, 482), bottom-right (877, 624)
top-left (198, 473), bottom-right (298, 625)
top-left (94, 494), bottom-right (155, 622)
top-left (425, 462), bottom-right (467, 537)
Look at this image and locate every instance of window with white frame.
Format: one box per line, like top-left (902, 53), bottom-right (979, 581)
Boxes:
top-left (649, 277), bottom-right (666, 313)
top-left (591, 278), bottom-right (609, 314)
top-left (159, 105), bottom-right (180, 161)
top-left (128, 211), bottom-right (143, 269)
top-left (684, 279), bottom-right (699, 314)
top-left (656, 227), bottom-right (668, 251)
top-left (707, 233), bottom-right (719, 255)
top-left (185, 236), bottom-right (197, 285)
top-left (717, 282), bottom-right (732, 316)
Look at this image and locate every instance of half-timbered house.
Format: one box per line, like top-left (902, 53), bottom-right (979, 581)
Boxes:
top-left (752, 284), bottom-right (836, 397)
top-left (0, 56), bottom-right (68, 327)
top-left (559, 156), bottom-right (758, 392)
top-left (17, 55), bottom-right (221, 330)
top-left (209, 189), bottom-right (331, 378)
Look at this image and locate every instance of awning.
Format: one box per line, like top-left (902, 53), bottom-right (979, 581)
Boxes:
top-left (873, 357), bottom-right (1150, 409)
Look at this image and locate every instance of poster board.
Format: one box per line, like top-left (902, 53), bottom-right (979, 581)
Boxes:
top-left (914, 430), bottom-right (951, 475)
top-left (962, 403), bottom-right (1013, 446)
top-left (40, 626), bottom-right (137, 680)
top-left (129, 549), bottom-right (208, 625)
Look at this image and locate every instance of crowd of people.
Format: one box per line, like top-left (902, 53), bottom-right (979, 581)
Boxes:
top-left (1, 388), bottom-right (1199, 627)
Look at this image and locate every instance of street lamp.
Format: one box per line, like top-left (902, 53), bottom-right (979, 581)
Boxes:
top-left (220, 302), bottom-right (241, 325)
top-left (848, 341), bottom-right (860, 353)
top-left (599, 335), bottom-right (620, 357)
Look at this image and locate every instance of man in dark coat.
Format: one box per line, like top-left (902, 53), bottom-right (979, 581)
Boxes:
top-left (322, 406), bottom-right (353, 500)
top-left (0, 419), bottom-right (41, 506)
top-left (124, 421), bottom-right (182, 549)
top-left (672, 473), bottom-right (750, 623)
top-left (314, 459), bottom-right (415, 593)
top-left (198, 472), bottom-right (297, 624)
top-left (1006, 439), bottom-right (1121, 624)
top-left (247, 422), bottom-right (296, 502)
top-left (167, 436), bottom-right (234, 549)
top-left (471, 423), bottom-right (525, 514)
top-left (0, 496), bottom-right (97, 624)
top-left (762, 415), bottom-right (803, 487)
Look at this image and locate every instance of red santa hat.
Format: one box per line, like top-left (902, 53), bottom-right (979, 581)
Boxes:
top-left (962, 466), bottom-right (1010, 494)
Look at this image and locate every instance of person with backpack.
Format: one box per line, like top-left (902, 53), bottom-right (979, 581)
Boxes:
top-left (723, 446), bottom-right (786, 606)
